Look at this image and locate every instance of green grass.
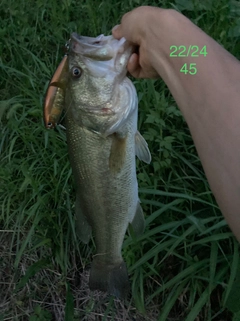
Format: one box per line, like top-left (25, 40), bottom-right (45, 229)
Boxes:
top-left (1, 0), bottom-right (240, 320)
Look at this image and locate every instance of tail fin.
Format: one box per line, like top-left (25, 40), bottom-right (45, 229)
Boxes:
top-left (89, 259), bottom-right (129, 299)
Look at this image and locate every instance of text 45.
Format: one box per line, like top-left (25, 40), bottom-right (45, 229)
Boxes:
top-left (180, 63), bottom-right (197, 75)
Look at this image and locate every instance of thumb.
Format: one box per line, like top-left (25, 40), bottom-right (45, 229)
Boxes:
top-left (112, 24), bottom-right (122, 39)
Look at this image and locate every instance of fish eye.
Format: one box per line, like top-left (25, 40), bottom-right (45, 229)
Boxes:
top-left (71, 66), bottom-right (82, 78)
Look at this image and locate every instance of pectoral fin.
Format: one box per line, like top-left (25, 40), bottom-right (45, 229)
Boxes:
top-left (75, 193), bottom-right (92, 244)
top-left (135, 131), bottom-right (151, 164)
top-left (129, 202), bottom-right (145, 237)
top-left (109, 134), bottom-right (127, 174)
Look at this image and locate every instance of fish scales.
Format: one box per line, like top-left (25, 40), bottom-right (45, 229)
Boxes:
top-left (46, 32), bottom-right (151, 298)
top-left (65, 105), bottom-right (138, 260)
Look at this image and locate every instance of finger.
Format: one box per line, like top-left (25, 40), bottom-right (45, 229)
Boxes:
top-left (112, 25), bottom-right (121, 39)
top-left (127, 53), bottom-right (142, 78)
top-left (112, 11), bottom-right (139, 43)
top-left (127, 53), bottom-right (160, 79)
top-left (127, 53), bottom-right (139, 74)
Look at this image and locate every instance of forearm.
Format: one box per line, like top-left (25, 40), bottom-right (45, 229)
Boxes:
top-left (149, 9), bottom-right (240, 239)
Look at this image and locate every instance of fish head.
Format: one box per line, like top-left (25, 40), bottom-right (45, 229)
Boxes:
top-left (65, 32), bottom-right (135, 134)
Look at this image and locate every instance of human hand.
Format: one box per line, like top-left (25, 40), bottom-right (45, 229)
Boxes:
top-left (112, 6), bottom-right (164, 79)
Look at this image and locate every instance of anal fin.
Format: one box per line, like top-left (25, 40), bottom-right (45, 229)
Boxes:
top-left (135, 130), bottom-right (151, 164)
top-left (129, 202), bottom-right (145, 237)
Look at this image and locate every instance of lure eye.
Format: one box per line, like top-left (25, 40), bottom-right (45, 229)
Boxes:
top-left (71, 66), bottom-right (82, 78)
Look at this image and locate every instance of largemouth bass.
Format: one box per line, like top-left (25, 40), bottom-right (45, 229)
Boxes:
top-left (46, 33), bottom-right (151, 298)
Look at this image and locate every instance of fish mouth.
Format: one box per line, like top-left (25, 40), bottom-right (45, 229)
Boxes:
top-left (71, 33), bottom-right (111, 46)
top-left (70, 32), bottom-right (133, 62)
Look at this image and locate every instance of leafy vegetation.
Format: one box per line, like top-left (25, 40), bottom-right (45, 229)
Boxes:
top-left (1, 0), bottom-right (240, 320)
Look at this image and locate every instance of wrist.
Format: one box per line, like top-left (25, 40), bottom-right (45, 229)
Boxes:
top-left (145, 9), bottom-right (196, 72)
top-left (141, 8), bottom-right (182, 75)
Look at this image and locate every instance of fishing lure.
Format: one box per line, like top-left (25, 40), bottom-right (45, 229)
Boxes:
top-left (44, 54), bottom-right (68, 129)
